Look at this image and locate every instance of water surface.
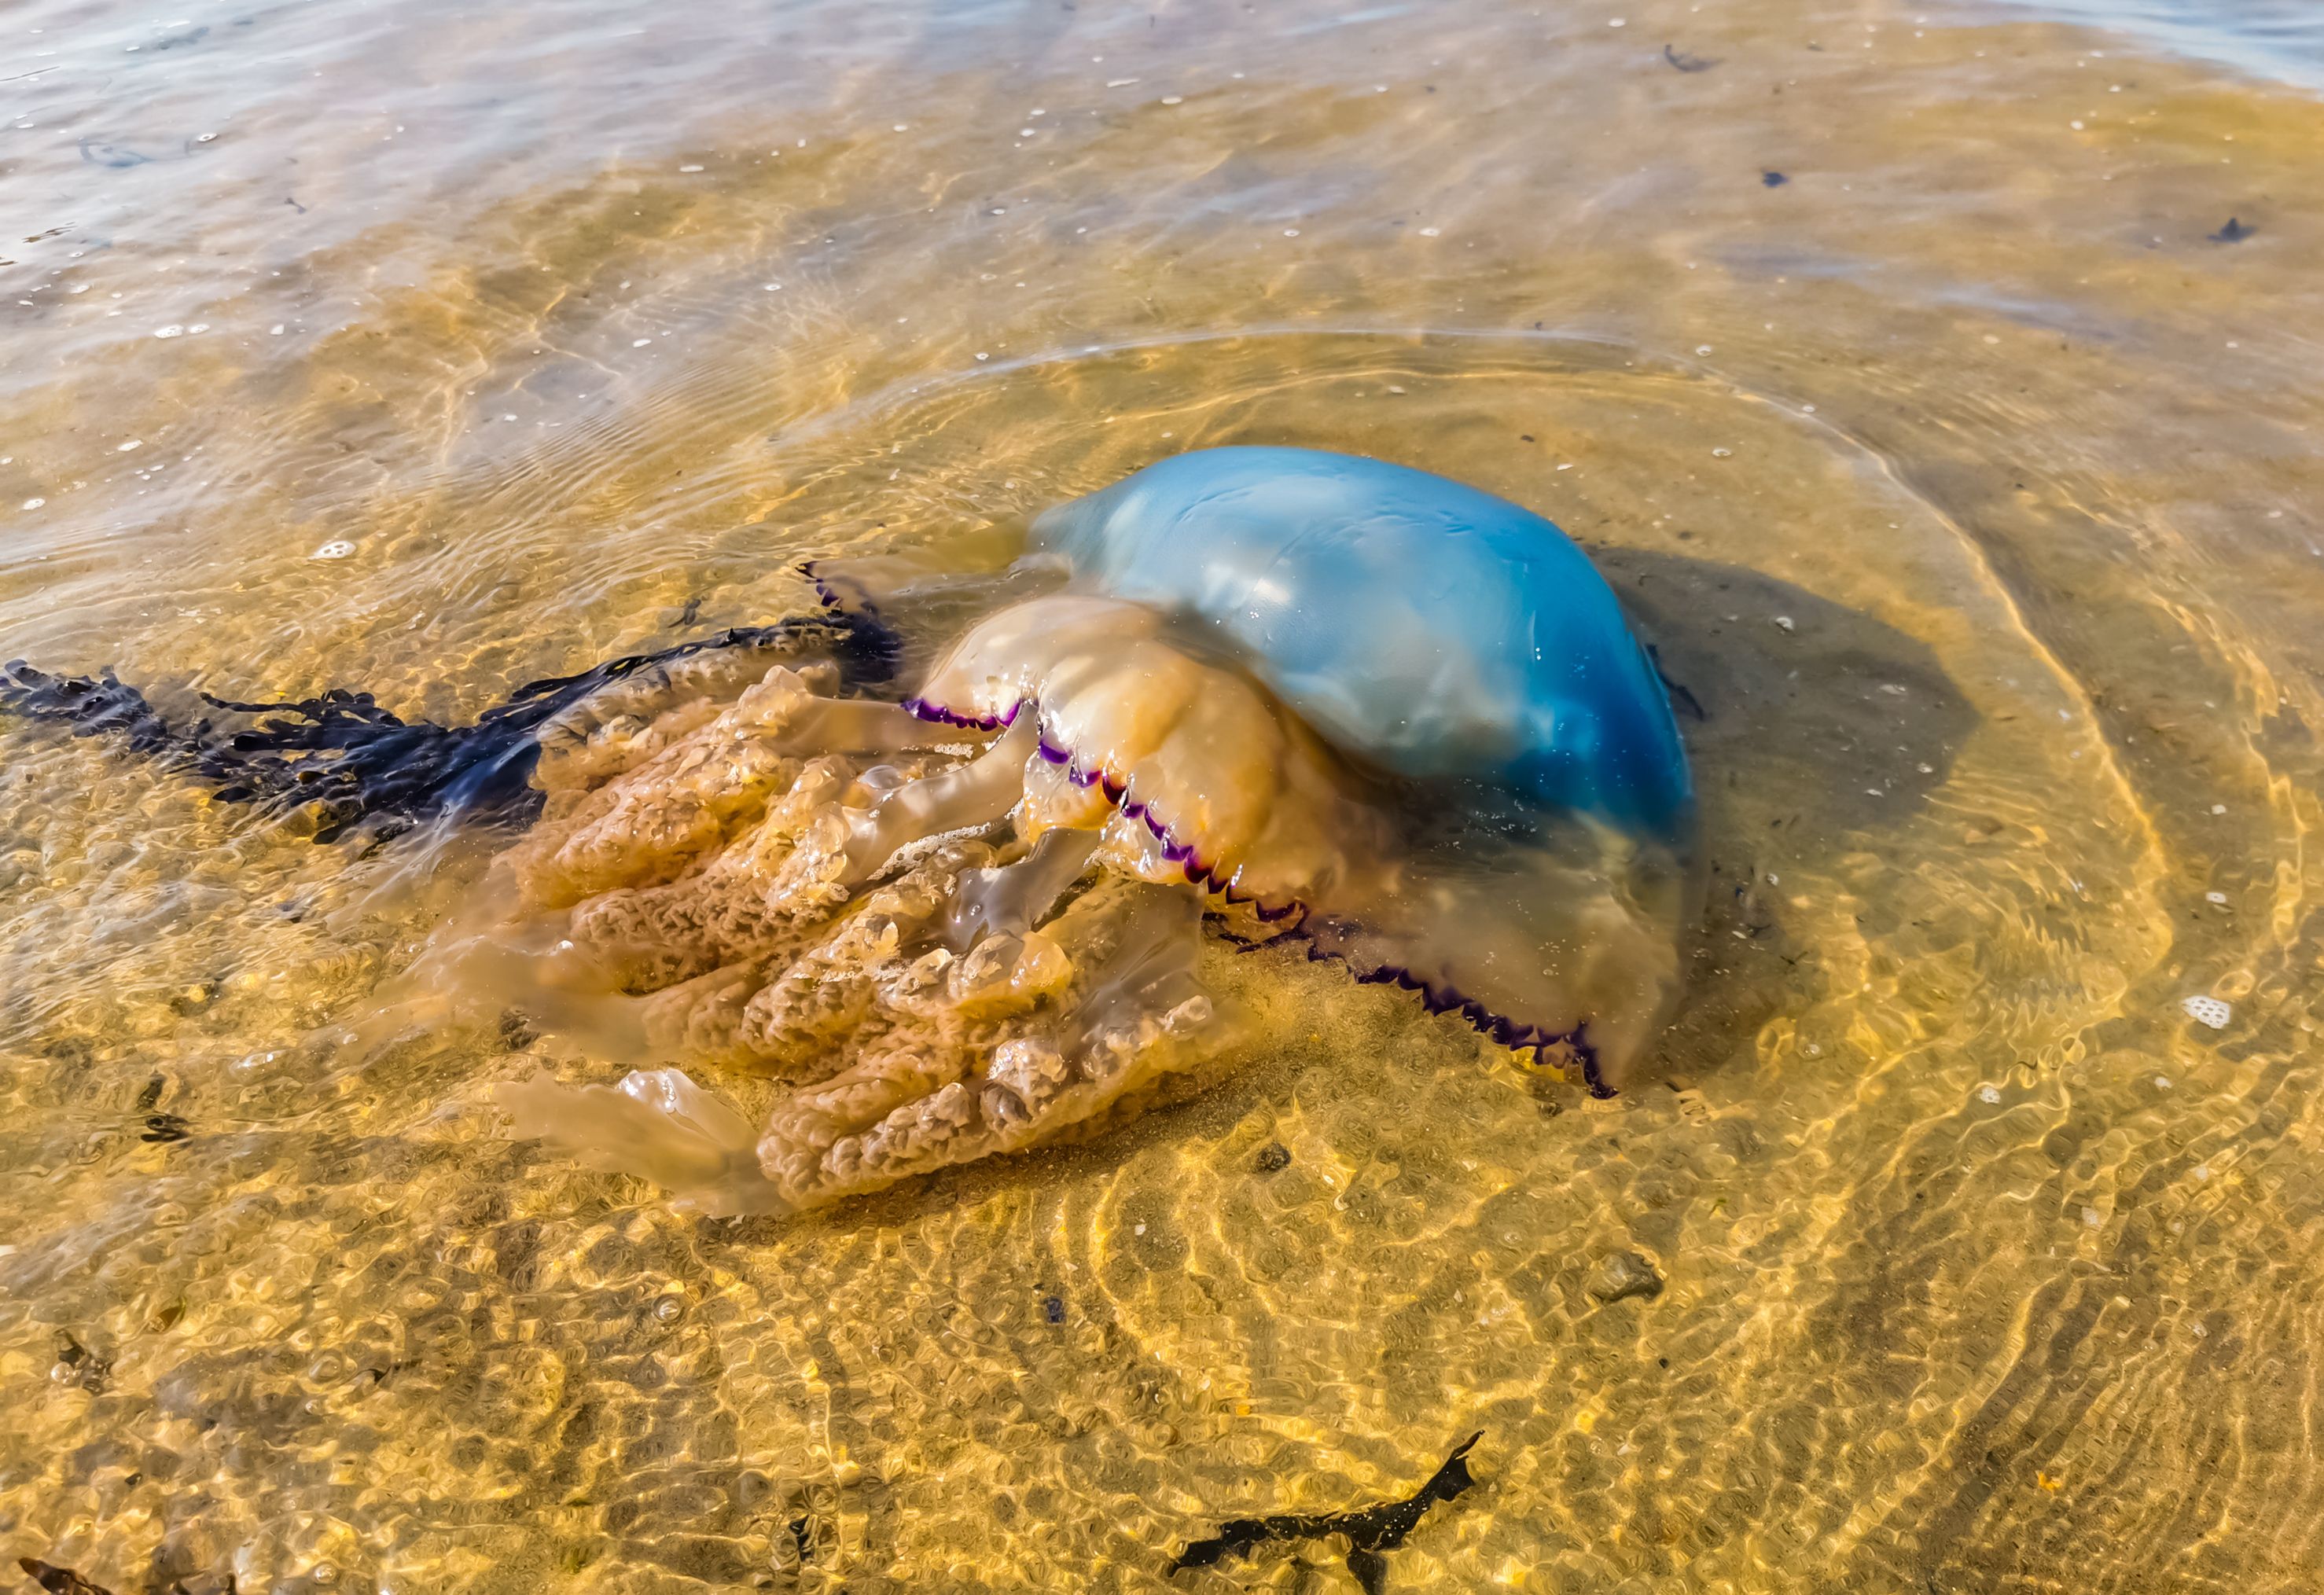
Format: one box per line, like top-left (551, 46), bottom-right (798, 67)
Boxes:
top-left (5, 0), bottom-right (2323, 1590)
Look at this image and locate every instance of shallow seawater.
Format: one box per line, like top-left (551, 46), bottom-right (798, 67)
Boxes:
top-left (4, 0), bottom-right (2324, 1589)
top-left (1993, 0), bottom-right (2324, 90)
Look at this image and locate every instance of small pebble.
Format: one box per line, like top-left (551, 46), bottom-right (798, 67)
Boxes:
top-left (2204, 891), bottom-right (2228, 905)
top-left (1980, 1085), bottom-right (2002, 1104)
top-left (20, 497), bottom-right (45, 510)
top-left (1254, 1141), bottom-right (1291, 1172)
top-left (1588, 1251), bottom-right (1664, 1304)
top-left (1042, 1295), bottom-right (1065, 1324)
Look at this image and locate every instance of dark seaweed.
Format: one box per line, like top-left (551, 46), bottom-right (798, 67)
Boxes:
top-left (1645, 643), bottom-right (1707, 722)
top-left (140, 1113), bottom-right (191, 1144)
top-left (17, 1560), bottom-right (113, 1595)
top-left (1168, 1432), bottom-right (1484, 1593)
top-left (0, 613), bottom-right (897, 844)
top-left (1664, 43), bottom-right (1718, 72)
top-left (2209, 216), bottom-right (2254, 244)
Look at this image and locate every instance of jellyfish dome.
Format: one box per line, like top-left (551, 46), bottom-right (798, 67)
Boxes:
top-left (1033, 447), bottom-right (1693, 837)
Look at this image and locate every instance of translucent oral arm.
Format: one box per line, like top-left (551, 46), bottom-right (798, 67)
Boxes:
top-left (495, 1068), bottom-right (791, 1217)
top-left (537, 651), bottom-right (837, 792)
top-left (944, 825), bottom-right (1101, 949)
top-left (756, 878), bottom-right (1216, 1207)
top-left (836, 718), bottom-right (1035, 885)
top-left (743, 677), bottom-right (991, 755)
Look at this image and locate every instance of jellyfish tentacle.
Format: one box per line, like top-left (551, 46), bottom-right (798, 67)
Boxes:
top-left (753, 877), bottom-right (1215, 1208)
top-left (836, 716), bottom-right (1036, 884)
top-left (730, 838), bottom-right (999, 1068)
top-left (535, 648), bottom-right (837, 794)
top-left (944, 825), bottom-right (1101, 950)
top-left (493, 1067), bottom-right (789, 1217)
top-left (563, 755), bottom-right (859, 988)
top-left (755, 716), bottom-right (1035, 926)
top-left (509, 661), bottom-right (992, 912)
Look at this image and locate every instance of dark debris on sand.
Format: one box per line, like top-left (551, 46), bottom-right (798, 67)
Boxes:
top-left (17, 1557), bottom-right (113, 1595)
top-left (1168, 1433), bottom-right (1484, 1593)
top-left (0, 613), bottom-right (897, 844)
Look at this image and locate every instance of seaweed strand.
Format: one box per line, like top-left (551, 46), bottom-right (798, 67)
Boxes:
top-left (0, 612), bottom-right (898, 844)
top-left (1168, 1432), bottom-right (1484, 1592)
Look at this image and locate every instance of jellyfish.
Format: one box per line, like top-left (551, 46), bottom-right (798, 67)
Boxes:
top-left (2, 447), bottom-right (1694, 1215)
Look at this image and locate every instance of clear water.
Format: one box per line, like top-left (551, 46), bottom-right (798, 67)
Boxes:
top-left (4, 0), bottom-right (2323, 1590)
top-left (1991, 0), bottom-right (2324, 90)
